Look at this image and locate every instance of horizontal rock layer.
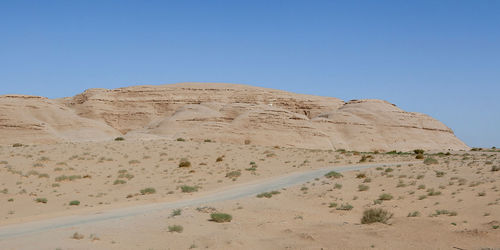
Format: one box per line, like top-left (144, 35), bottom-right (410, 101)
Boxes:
top-left (0, 83), bottom-right (469, 151)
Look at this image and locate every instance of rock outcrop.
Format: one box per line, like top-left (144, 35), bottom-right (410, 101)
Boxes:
top-left (0, 83), bottom-right (469, 151)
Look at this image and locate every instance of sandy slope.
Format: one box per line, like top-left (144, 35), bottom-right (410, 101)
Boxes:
top-left (0, 140), bottom-right (498, 249)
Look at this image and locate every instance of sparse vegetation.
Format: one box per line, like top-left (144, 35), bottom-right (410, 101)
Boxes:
top-left (69, 200), bottom-right (80, 206)
top-left (179, 158), bottom-right (191, 168)
top-left (325, 171), bottom-right (343, 179)
top-left (210, 213), bottom-right (232, 223)
top-left (257, 190), bottom-right (280, 198)
top-left (424, 157), bottom-right (438, 165)
top-left (361, 208), bottom-right (393, 224)
top-left (140, 187), bottom-right (156, 195)
top-left (168, 225), bottom-right (184, 233)
top-left (181, 185), bottom-right (199, 193)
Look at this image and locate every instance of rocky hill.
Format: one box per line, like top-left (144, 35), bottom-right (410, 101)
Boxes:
top-left (0, 82), bottom-right (469, 151)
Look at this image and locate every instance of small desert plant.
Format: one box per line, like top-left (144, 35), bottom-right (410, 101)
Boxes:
top-left (113, 179), bottom-right (126, 185)
top-left (356, 173), bottom-right (366, 179)
top-left (415, 154), bottom-right (424, 159)
top-left (171, 209), bottom-right (182, 217)
top-left (492, 165), bottom-right (500, 172)
top-left (384, 168), bottom-right (393, 173)
top-left (361, 208), bottom-right (393, 224)
top-left (114, 137), bottom-right (125, 141)
top-left (216, 156), bottom-right (224, 162)
top-left (72, 232), bottom-right (84, 240)
top-left (256, 190), bottom-right (280, 198)
top-left (140, 187), bottom-right (156, 195)
top-left (168, 225), bottom-right (183, 233)
top-left (176, 138), bottom-right (185, 142)
top-left (414, 149), bottom-right (425, 154)
top-left (181, 185), bottom-right (198, 193)
top-left (225, 171), bottom-right (241, 178)
top-left (336, 203), bottom-right (354, 211)
top-left (435, 171), bottom-right (445, 177)
top-left (35, 198), bottom-right (48, 203)
top-left (179, 158), bottom-right (191, 168)
top-left (407, 211), bottom-right (420, 217)
top-left (12, 143), bottom-right (23, 147)
top-left (427, 188), bottom-right (441, 196)
top-left (69, 200), bottom-right (80, 206)
top-left (210, 213), bottom-right (232, 223)
top-left (358, 184), bottom-right (369, 191)
top-left (424, 157), bottom-right (438, 165)
top-left (378, 193), bottom-right (393, 201)
top-left (325, 171), bottom-right (343, 179)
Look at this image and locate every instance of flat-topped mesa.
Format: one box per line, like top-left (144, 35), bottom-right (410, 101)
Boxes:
top-left (1, 82), bottom-right (469, 151)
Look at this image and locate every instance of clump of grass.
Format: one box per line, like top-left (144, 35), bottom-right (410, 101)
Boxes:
top-left (432, 210), bottom-right (457, 216)
top-left (358, 184), bottom-right (369, 191)
top-left (361, 208), bottom-right (393, 224)
top-left (69, 200), bottom-right (80, 206)
top-left (407, 211), bottom-right (420, 217)
top-left (334, 183), bottom-right (343, 189)
top-left (325, 171), bottom-right (343, 179)
top-left (225, 170), bottom-right (241, 178)
top-left (427, 188), bottom-right (441, 196)
top-left (492, 165), bottom-right (500, 172)
top-left (179, 158), bottom-right (191, 168)
top-left (384, 168), bottom-right (393, 173)
top-left (336, 203), bottom-right (354, 211)
top-left (171, 209), bottom-right (182, 217)
top-left (435, 171), bottom-right (445, 177)
top-left (328, 202), bottom-right (338, 208)
top-left (210, 213), bottom-right (232, 223)
top-left (181, 185), bottom-right (198, 193)
top-left (414, 149), bottom-right (425, 154)
top-left (114, 137), bottom-right (125, 141)
top-left (415, 154), bottom-right (424, 159)
top-left (424, 157), bottom-right (438, 165)
top-left (168, 225), bottom-right (183, 233)
top-left (12, 143), bottom-right (23, 147)
top-left (379, 193), bottom-right (393, 201)
top-left (113, 179), bottom-right (126, 185)
top-left (176, 138), bottom-right (185, 142)
top-left (256, 190), bottom-right (280, 198)
top-left (35, 198), bottom-right (48, 203)
top-left (140, 187), bottom-right (156, 195)
top-left (356, 173), bottom-right (366, 179)
top-left (72, 232), bottom-right (84, 240)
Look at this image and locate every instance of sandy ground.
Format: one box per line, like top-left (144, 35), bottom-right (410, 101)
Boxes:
top-left (0, 140), bottom-right (499, 249)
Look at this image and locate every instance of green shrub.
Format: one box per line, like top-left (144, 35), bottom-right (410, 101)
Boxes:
top-left (413, 149), bottom-right (425, 154)
top-left (407, 211), bottom-right (420, 217)
top-left (225, 171), bottom-right (241, 178)
top-left (12, 143), bottom-right (23, 147)
top-left (140, 187), bottom-right (156, 195)
top-left (336, 203), bottom-right (354, 211)
top-left (69, 200), bottom-right (80, 206)
top-left (424, 157), bottom-right (438, 165)
top-left (415, 154), bottom-right (424, 159)
top-left (35, 198), bottom-right (47, 203)
top-left (256, 190), bottom-right (280, 198)
top-left (358, 184), bottom-right (369, 191)
top-left (114, 137), bottom-right (125, 141)
top-left (179, 159), bottom-right (191, 168)
top-left (181, 185), bottom-right (198, 193)
top-left (168, 225), bottom-right (183, 233)
top-left (171, 209), bottom-right (182, 217)
top-left (356, 173), bottom-right (366, 179)
top-left (113, 179), bottom-right (126, 185)
top-left (324, 171), bottom-right (343, 179)
top-left (176, 138), bottom-right (185, 142)
top-left (210, 213), bottom-right (232, 223)
top-left (361, 208), bottom-right (393, 224)
top-left (378, 193), bottom-right (393, 200)
top-left (492, 166), bottom-right (500, 172)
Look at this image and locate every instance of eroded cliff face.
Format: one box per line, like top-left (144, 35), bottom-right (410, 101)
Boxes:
top-left (0, 83), bottom-right (469, 151)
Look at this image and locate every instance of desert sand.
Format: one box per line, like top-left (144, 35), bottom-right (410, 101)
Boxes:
top-left (0, 83), bottom-right (498, 249)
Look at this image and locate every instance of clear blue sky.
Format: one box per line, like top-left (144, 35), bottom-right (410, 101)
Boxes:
top-left (1, 1), bottom-right (499, 147)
